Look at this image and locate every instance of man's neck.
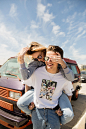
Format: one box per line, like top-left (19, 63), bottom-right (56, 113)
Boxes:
top-left (46, 66), bottom-right (59, 74)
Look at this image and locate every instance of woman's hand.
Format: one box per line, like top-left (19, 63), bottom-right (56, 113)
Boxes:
top-left (55, 108), bottom-right (63, 116)
top-left (28, 102), bottom-right (35, 110)
top-left (18, 47), bottom-right (29, 64)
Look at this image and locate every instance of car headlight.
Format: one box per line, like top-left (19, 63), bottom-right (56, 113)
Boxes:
top-left (9, 91), bottom-right (21, 100)
top-left (9, 91), bottom-right (15, 98)
top-left (81, 76), bottom-right (84, 78)
top-left (15, 92), bottom-right (21, 100)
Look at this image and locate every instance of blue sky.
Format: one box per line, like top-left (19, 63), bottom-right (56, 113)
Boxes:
top-left (0, 0), bottom-right (86, 66)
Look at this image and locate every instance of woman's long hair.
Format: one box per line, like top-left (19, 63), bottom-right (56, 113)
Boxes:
top-left (17, 42), bottom-right (46, 63)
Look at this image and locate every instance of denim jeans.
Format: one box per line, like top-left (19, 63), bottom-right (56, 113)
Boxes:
top-left (58, 92), bottom-right (74, 124)
top-left (17, 90), bottom-right (74, 128)
top-left (32, 108), bottom-right (60, 129)
top-left (17, 89), bottom-right (34, 115)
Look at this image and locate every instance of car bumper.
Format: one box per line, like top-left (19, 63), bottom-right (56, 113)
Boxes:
top-left (81, 78), bottom-right (86, 82)
top-left (0, 109), bottom-right (30, 127)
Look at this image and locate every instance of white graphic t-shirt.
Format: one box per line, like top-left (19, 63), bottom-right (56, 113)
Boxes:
top-left (23, 66), bottom-right (74, 109)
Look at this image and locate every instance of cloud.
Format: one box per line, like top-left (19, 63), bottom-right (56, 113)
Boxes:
top-left (66, 12), bottom-right (77, 24)
top-left (79, 9), bottom-right (86, 17)
top-left (0, 44), bottom-right (17, 65)
top-left (61, 40), bottom-right (69, 48)
top-left (76, 27), bottom-right (83, 35)
top-left (37, 3), bottom-right (46, 17)
top-left (69, 44), bottom-right (86, 61)
top-left (47, 3), bottom-right (52, 7)
top-left (43, 10), bottom-right (54, 22)
top-left (37, 3), bottom-right (54, 23)
top-left (52, 24), bottom-right (65, 37)
top-left (77, 30), bottom-right (86, 39)
top-left (83, 9), bottom-right (86, 16)
top-left (9, 3), bottom-right (18, 18)
top-left (30, 21), bottom-right (39, 29)
top-left (0, 23), bottom-right (19, 47)
top-left (52, 25), bottom-right (60, 35)
top-left (59, 32), bottom-right (65, 37)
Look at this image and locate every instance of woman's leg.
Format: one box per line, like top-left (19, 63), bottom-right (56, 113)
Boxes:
top-left (58, 92), bottom-right (74, 125)
top-left (17, 89), bottom-right (34, 115)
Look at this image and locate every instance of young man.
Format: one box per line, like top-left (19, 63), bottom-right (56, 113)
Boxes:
top-left (18, 45), bottom-right (74, 129)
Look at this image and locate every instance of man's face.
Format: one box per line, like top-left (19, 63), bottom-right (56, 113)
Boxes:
top-left (32, 51), bottom-right (45, 62)
top-left (45, 51), bottom-right (58, 70)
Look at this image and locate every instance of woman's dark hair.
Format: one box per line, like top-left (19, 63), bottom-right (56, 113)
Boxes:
top-left (26, 42), bottom-right (46, 56)
top-left (46, 45), bottom-right (63, 58)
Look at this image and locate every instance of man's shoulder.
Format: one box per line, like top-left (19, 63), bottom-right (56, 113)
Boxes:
top-left (34, 66), bottom-right (45, 73)
top-left (58, 73), bottom-right (72, 83)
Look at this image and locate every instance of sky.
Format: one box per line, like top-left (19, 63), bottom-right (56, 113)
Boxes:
top-left (0, 0), bottom-right (86, 66)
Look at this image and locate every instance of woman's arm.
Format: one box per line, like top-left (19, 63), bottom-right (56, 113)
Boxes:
top-left (20, 61), bottom-right (45, 80)
top-left (18, 47), bottom-right (45, 80)
top-left (55, 52), bottom-right (74, 82)
top-left (63, 67), bottom-right (74, 82)
top-left (58, 60), bottom-right (74, 82)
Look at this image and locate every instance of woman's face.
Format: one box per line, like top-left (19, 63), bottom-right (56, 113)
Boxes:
top-left (32, 51), bottom-right (45, 62)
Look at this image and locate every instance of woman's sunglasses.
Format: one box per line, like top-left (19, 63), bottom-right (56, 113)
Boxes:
top-left (33, 55), bottom-right (42, 60)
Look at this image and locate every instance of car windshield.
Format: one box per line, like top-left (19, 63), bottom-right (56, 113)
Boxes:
top-left (0, 57), bottom-right (29, 79)
top-left (69, 65), bottom-right (78, 74)
top-left (81, 71), bottom-right (86, 75)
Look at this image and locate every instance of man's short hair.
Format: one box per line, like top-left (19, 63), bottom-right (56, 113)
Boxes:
top-left (46, 45), bottom-right (63, 58)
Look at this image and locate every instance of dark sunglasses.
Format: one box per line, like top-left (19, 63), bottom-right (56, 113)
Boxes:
top-left (33, 55), bottom-right (42, 61)
top-left (37, 55), bottom-right (42, 59)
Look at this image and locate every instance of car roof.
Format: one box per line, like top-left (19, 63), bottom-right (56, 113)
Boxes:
top-left (64, 58), bottom-right (77, 64)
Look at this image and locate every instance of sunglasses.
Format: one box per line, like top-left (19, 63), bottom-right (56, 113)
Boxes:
top-left (44, 56), bottom-right (57, 62)
top-left (33, 55), bottom-right (42, 60)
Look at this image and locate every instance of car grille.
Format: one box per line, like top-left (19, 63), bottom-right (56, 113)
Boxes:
top-left (0, 87), bottom-right (8, 98)
top-left (0, 99), bottom-right (13, 111)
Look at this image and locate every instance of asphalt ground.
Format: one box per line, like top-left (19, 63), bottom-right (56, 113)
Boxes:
top-left (0, 83), bottom-right (86, 129)
top-left (61, 83), bottom-right (86, 129)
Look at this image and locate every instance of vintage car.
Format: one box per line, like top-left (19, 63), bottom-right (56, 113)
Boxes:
top-left (0, 57), bottom-right (81, 129)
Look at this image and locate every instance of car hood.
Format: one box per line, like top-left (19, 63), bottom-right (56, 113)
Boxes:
top-left (0, 76), bottom-right (24, 91)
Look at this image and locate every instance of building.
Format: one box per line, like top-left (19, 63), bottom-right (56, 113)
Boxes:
top-left (79, 64), bottom-right (86, 70)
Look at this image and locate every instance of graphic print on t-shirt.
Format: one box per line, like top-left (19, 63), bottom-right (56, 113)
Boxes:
top-left (39, 79), bottom-right (57, 100)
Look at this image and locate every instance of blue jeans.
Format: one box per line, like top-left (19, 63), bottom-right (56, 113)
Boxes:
top-left (58, 92), bottom-right (74, 124)
top-left (17, 90), bottom-right (74, 128)
top-left (17, 89), bottom-right (34, 115)
top-left (32, 108), bottom-right (60, 129)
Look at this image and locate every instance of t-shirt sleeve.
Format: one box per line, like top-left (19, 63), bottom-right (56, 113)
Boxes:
top-left (63, 81), bottom-right (74, 96)
top-left (22, 73), bottom-right (35, 88)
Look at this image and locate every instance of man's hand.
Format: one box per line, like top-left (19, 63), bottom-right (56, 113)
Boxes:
top-left (55, 108), bottom-right (63, 116)
top-left (55, 52), bottom-right (67, 69)
top-left (28, 102), bottom-right (35, 110)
